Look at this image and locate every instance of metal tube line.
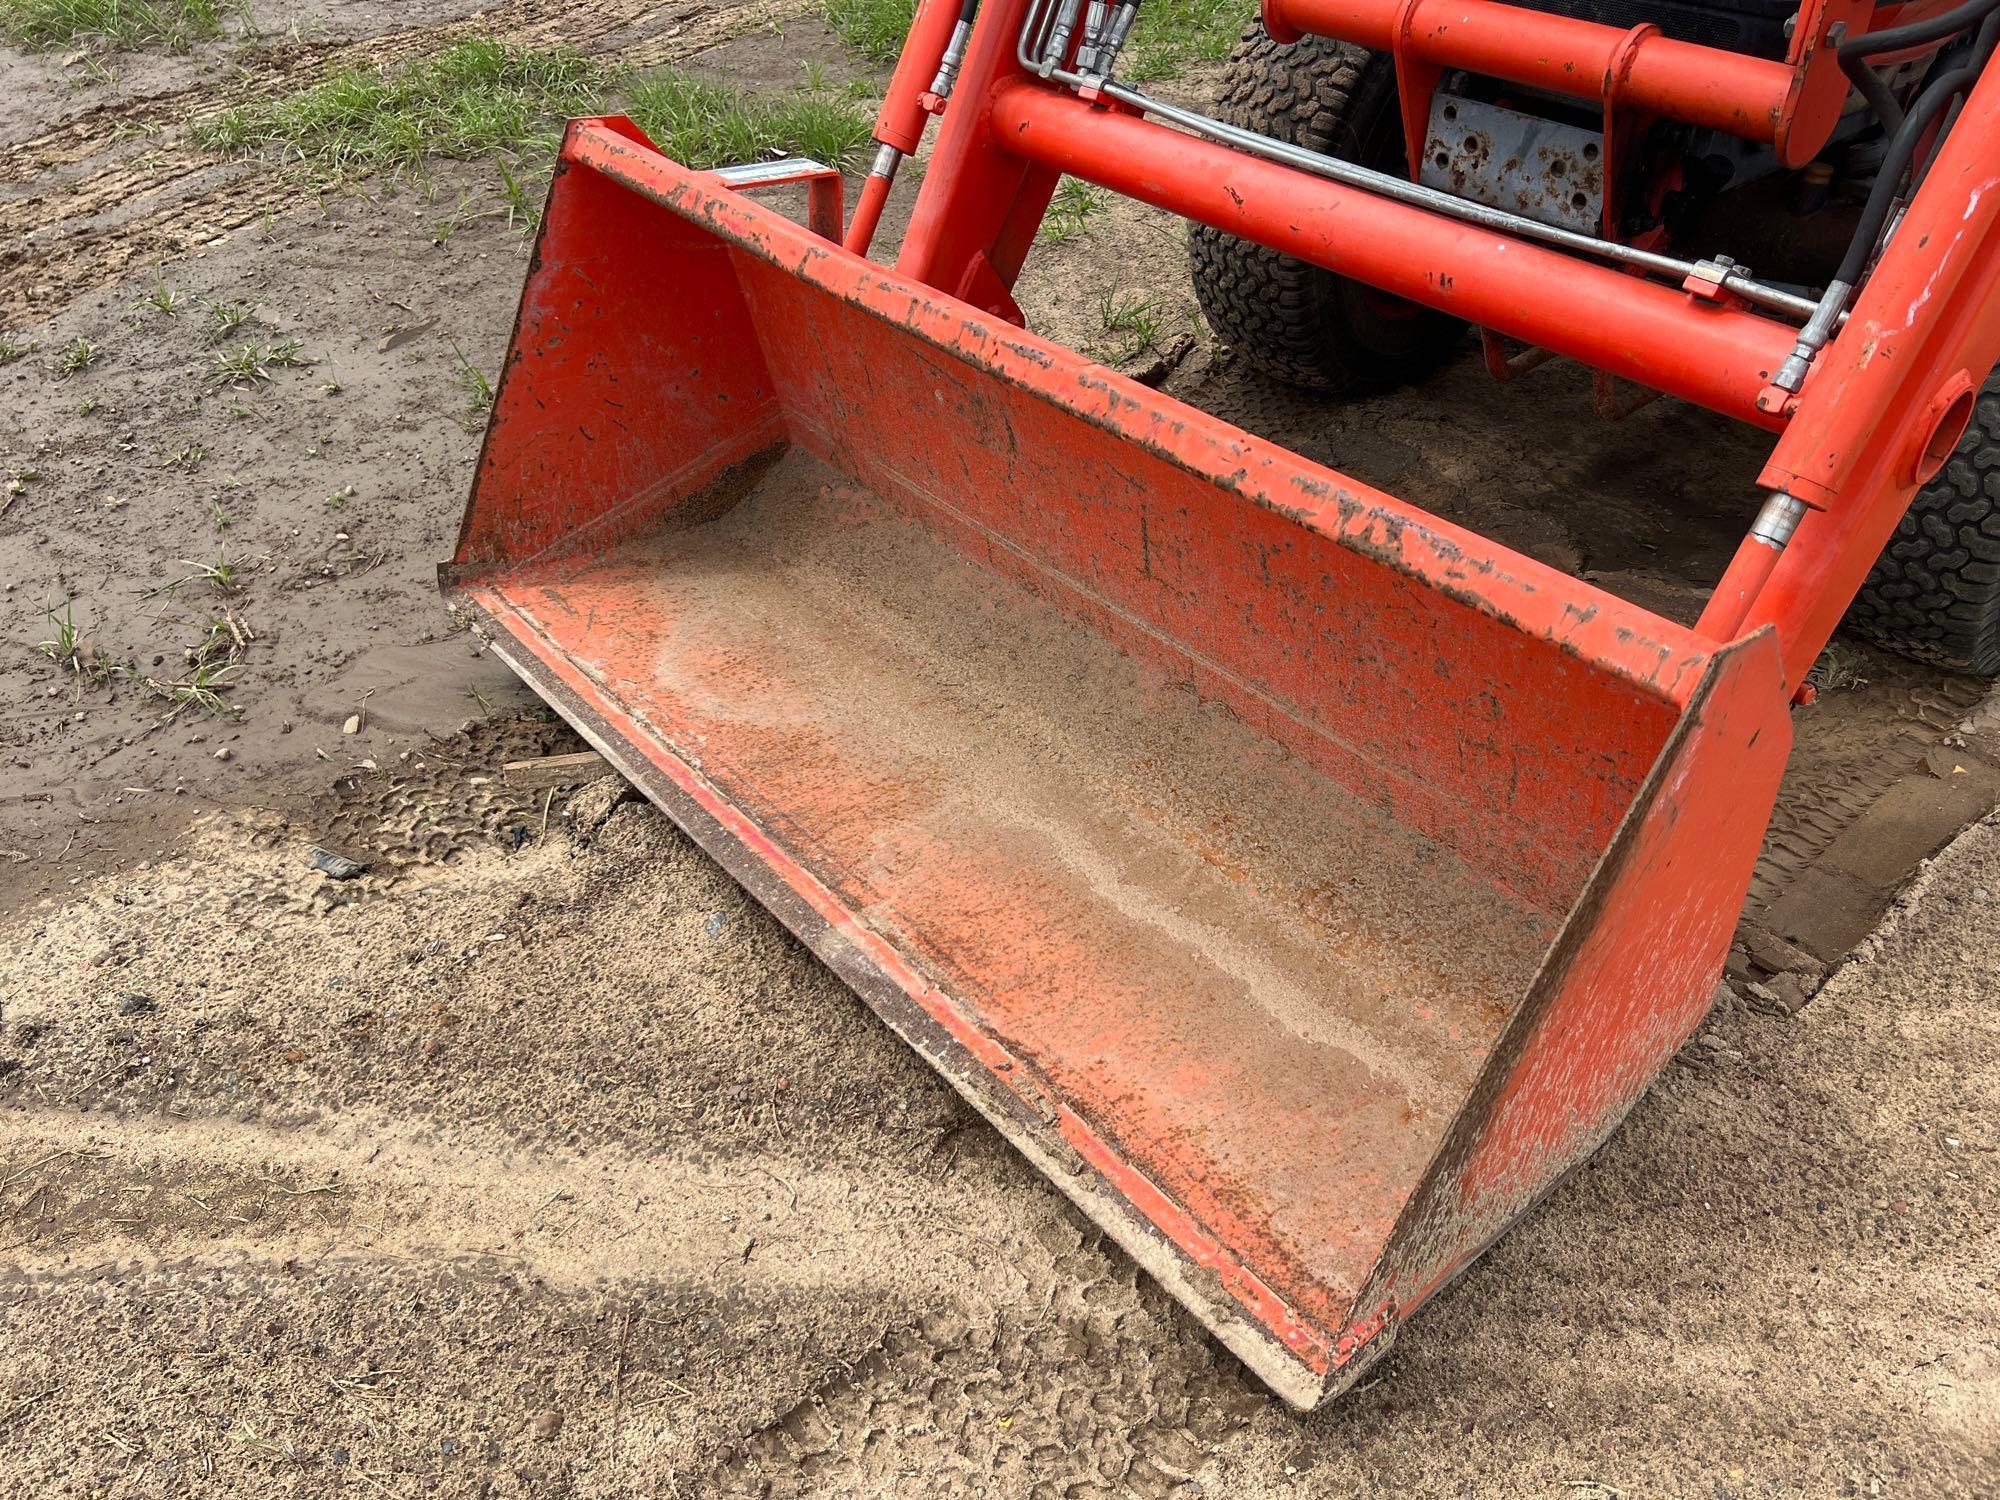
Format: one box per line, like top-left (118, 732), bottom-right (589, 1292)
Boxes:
top-left (1012, 2), bottom-right (1829, 325)
top-left (994, 81), bottom-right (1795, 425)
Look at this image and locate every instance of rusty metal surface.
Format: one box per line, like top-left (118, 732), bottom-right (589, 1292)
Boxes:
top-left (1419, 94), bottom-right (1604, 236)
top-left (446, 124), bottom-right (1797, 1406)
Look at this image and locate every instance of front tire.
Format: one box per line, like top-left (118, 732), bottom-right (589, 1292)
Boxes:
top-left (1187, 30), bottom-right (1465, 394)
top-left (1847, 371), bottom-right (2000, 676)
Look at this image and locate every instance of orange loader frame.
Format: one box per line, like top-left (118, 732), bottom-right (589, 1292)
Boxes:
top-left (447, 0), bottom-right (2000, 1408)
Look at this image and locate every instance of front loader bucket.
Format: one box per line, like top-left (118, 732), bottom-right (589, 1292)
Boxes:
top-left (446, 118), bottom-right (1795, 1408)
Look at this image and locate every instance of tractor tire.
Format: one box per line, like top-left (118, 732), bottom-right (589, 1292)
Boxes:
top-left (1846, 372), bottom-right (2000, 676)
top-left (1188, 31), bottom-right (1464, 394)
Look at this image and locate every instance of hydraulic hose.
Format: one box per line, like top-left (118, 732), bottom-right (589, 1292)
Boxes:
top-left (1839, 50), bottom-right (1910, 132)
top-left (1925, 10), bottom-right (2000, 181)
top-left (1835, 36), bottom-right (1996, 287)
top-left (1836, 0), bottom-right (2000, 131)
top-left (1838, 0), bottom-right (2000, 64)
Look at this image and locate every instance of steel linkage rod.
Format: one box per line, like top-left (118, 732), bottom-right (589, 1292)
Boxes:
top-left (1011, 0), bottom-right (1826, 324)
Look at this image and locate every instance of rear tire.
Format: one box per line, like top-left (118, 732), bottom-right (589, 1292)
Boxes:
top-left (1846, 372), bottom-right (2000, 676)
top-left (1188, 31), bottom-right (1465, 394)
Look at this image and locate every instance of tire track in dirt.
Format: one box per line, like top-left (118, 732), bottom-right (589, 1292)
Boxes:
top-left (704, 1276), bottom-right (1264, 1499)
top-left (0, 795), bottom-right (1255, 1495)
top-left (3, 175), bottom-right (269, 322)
top-left (0, 0), bottom-right (813, 323)
top-left (6, 155), bottom-right (225, 240)
top-left (0, 800), bottom-right (1008, 1489)
top-left (1746, 664), bottom-right (1988, 918)
top-left (0, 1109), bottom-right (994, 1304)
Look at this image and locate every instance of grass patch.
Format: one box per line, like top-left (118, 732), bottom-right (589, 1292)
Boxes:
top-left (209, 337), bottom-right (302, 386)
top-left (158, 547), bottom-right (247, 596)
top-left (823, 0), bottom-right (1239, 80)
top-left (190, 37), bottom-right (608, 183)
top-left (0, 0), bottom-right (226, 51)
top-left (36, 597), bottom-right (125, 686)
top-left (821, 0), bottom-right (913, 61)
top-left (143, 658), bottom-right (239, 718)
top-left (191, 34), bottom-right (873, 214)
top-left (36, 598), bottom-right (83, 672)
top-left (1039, 176), bottom-right (1107, 245)
top-left (625, 68), bottom-right (874, 171)
top-left (54, 336), bottom-right (99, 377)
top-left (138, 280), bottom-right (184, 315)
top-left (203, 298), bottom-right (252, 341)
top-left (1808, 641), bottom-right (1871, 693)
top-left (448, 337), bottom-right (494, 425)
top-left (1096, 289), bottom-right (1164, 360)
top-left (1124, 0), bottom-right (1243, 81)
top-left (0, 334), bottom-right (36, 365)
top-left (449, 339), bottom-right (493, 406)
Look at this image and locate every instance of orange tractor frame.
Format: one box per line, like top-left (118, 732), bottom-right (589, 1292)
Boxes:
top-left (446, 0), bottom-right (2000, 1407)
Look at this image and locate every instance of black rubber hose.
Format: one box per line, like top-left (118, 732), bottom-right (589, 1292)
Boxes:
top-left (1838, 0), bottom-right (2000, 64)
top-left (1841, 49), bottom-right (1909, 131)
top-left (1836, 0), bottom-right (2000, 133)
top-left (1836, 46), bottom-right (1993, 286)
top-left (1924, 9), bottom-right (2000, 183)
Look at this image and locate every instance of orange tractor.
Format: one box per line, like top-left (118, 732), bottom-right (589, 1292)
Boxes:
top-left (446, 0), bottom-right (2000, 1407)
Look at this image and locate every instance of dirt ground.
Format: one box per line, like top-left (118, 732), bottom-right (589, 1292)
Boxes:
top-left (2, 2), bottom-right (1997, 1496)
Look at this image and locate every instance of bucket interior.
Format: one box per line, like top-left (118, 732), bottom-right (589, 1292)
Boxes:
top-left (452, 131), bottom-right (1728, 1381)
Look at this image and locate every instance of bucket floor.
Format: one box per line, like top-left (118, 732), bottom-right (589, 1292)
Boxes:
top-left (482, 450), bottom-right (1553, 1331)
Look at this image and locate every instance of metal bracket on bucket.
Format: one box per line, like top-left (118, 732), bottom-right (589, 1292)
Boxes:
top-left (713, 156), bottom-right (845, 242)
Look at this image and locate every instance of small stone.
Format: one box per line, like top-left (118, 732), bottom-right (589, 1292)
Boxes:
top-left (1745, 980), bottom-right (1780, 1004)
top-left (704, 912), bottom-right (728, 939)
top-left (327, 1446), bottom-right (349, 1467)
top-left (213, 746), bottom-right (232, 761)
top-left (531, 1409), bottom-right (564, 1441)
top-left (342, 714), bottom-right (362, 735)
top-left (117, 994), bottom-right (156, 1016)
top-left (307, 845), bottom-right (368, 880)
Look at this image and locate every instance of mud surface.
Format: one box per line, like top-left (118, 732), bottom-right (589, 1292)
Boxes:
top-left (2, 2), bottom-right (1997, 1495)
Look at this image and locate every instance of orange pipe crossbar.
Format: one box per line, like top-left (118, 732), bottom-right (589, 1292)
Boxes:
top-left (1263, 0), bottom-right (1793, 142)
top-left (988, 82), bottom-right (1794, 427)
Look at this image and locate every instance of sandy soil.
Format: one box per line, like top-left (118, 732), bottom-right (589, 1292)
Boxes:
top-left (2, 748), bottom-right (1995, 1496)
top-left (2, 2), bottom-right (1997, 1495)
